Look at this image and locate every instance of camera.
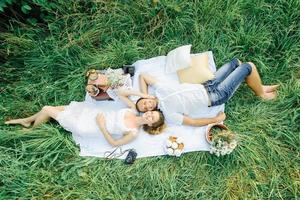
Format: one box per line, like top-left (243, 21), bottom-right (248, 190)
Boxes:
top-left (122, 65), bottom-right (135, 77)
top-left (124, 149), bottom-right (137, 164)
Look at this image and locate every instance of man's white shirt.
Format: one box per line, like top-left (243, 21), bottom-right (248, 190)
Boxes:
top-left (154, 83), bottom-right (210, 125)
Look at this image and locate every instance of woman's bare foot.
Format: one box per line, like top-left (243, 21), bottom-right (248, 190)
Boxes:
top-left (21, 127), bottom-right (32, 132)
top-left (263, 85), bottom-right (280, 93)
top-left (5, 119), bottom-right (31, 128)
top-left (260, 91), bottom-right (277, 100)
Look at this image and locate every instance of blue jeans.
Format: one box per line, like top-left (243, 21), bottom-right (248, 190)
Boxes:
top-left (203, 58), bottom-right (252, 106)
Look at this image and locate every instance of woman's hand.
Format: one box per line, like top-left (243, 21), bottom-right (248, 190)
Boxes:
top-left (96, 113), bottom-right (137, 147)
top-left (96, 113), bottom-right (106, 128)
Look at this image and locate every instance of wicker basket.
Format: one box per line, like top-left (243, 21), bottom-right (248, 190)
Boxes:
top-left (205, 124), bottom-right (229, 144)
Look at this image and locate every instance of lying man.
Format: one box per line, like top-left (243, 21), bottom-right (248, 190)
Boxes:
top-left (118, 59), bottom-right (279, 127)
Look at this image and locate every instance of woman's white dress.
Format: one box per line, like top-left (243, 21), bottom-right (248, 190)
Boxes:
top-left (55, 101), bottom-right (138, 148)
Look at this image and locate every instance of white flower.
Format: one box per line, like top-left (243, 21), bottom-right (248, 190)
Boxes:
top-left (176, 137), bottom-right (183, 144)
top-left (229, 141), bottom-right (237, 149)
top-left (174, 149), bottom-right (182, 157)
top-left (223, 141), bottom-right (229, 147)
top-left (222, 146), bottom-right (228, 152)
top-left (166, 140), bottom-right (172, 147)
top-left (226, 149), bottom-right (233, 154)
top-left (220, 150), bottom-right (227, 156)
top-left (171, 142), bottom-right (178, 149)
top-left (216, 140), bottom-right (222, 148)
top-left (167, 148), bottom-right (174, 155)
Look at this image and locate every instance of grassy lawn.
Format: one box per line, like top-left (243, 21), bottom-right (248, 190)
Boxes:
top-left (0, 1), bottom-right (299, 199)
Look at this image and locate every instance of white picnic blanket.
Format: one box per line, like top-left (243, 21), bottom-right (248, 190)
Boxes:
top-left (80, 51), bottom-right (224, 158)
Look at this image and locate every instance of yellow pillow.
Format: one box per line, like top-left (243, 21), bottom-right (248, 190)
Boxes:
top-left (177, 53), bottom-right (215, 84)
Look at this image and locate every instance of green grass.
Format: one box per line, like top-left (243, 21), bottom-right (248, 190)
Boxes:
top-left (1, 0), bottom-right (299, 199)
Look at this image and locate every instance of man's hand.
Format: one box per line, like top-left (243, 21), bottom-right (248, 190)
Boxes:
top-left (141, 93), bottom-right (156, 99)
top-left (215, 112), bottom-right (226, 123)
top-left (183, 112), bottom-right (226, 127)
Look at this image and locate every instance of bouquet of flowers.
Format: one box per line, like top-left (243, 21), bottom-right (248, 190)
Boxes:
top-left (105, 68), bottom-right (126, 89)
top-left (206, 124), bottom-right (237, 156)
top-left (210, 130), bottom-right (237, 156)
top-left (165, 136), bottom-right (184, 157)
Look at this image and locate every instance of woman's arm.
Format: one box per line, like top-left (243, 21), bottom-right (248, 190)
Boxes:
top-left (139, 73), bottom-right (158, 94)
top-left (96, 113), bottom-right (137, 146)
top-left (116, 89), bottom-right (155, 110)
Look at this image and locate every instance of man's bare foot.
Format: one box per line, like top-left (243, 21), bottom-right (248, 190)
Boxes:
top-left (260, 91), bottom-right (277, 100)
top-left (237, 59), bottom-right (242, 65)
top-left (5, 119), bottom-right (31, 128)
top-left (263, 85), bottom-right (280, 93)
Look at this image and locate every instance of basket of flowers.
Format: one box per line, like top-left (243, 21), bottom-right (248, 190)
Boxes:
top-left (206, 124), bottom-right (237, 156)
top-left (105, 68), bottom-right (126, 89)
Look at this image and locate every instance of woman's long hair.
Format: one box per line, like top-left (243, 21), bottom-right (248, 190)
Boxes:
top-left (143, 110), bottom-right (166, 135)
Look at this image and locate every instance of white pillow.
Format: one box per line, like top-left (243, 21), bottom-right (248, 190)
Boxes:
top-left (165, 44), bottom-right (192, 74)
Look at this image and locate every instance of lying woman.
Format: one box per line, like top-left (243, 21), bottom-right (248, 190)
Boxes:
top-left (5, 101), bottom-right (165, 146)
